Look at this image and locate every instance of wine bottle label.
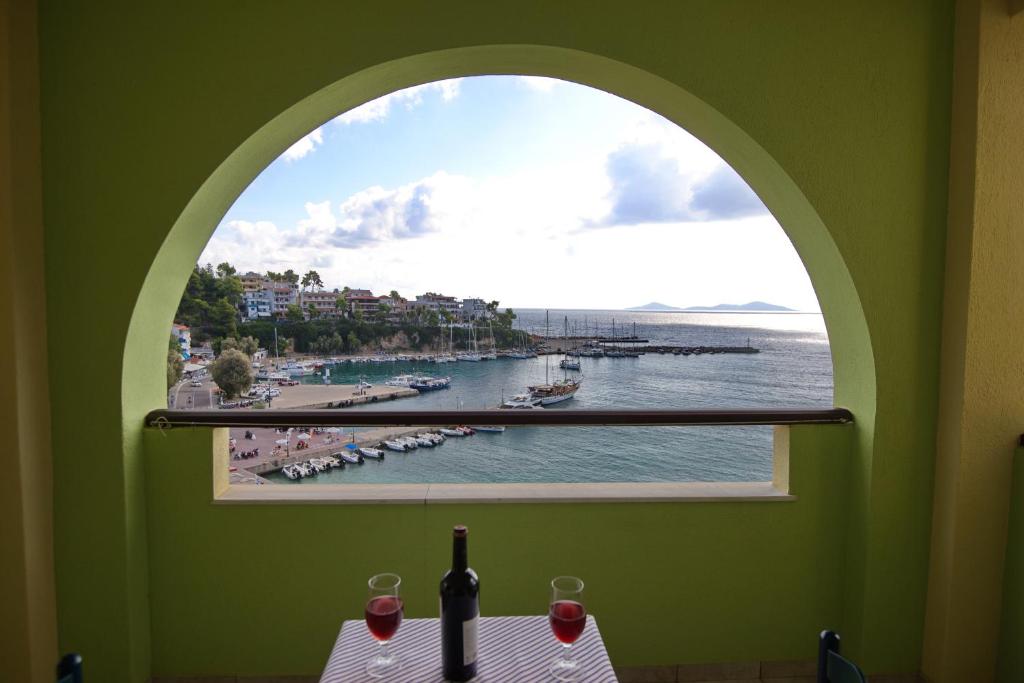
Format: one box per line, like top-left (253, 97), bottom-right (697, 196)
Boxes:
top-left (462, 615), bottom-right (478, 666)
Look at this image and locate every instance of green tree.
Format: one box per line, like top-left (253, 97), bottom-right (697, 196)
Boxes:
top-left (375, 302), bottom-right (392, 324)
top-left (238, 335), bottom-right (259, 356)
top-left (346, 331), bottom-right (361, 352)
top-left (210, 297), bottom-right (239, 338)
top-left (389, 289), bottom-right (401, 301)
top-left (216, 262), bottom-right (237, 279)
top-left (211, 348), bottom-right (252, 399)
top-left (283, 269), bottom-right (300, 286)
top-left (220, 337), bottom-right (239, 353)
top-left (285, 303), bottom-right (305, 322)
top-left (301, 270), bottom-right (324, 291)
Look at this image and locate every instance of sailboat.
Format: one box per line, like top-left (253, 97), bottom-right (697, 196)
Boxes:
top-left (482, 320), bottom-right (498, 360)
top-left (559, 316), bottom-right (581, 371)
top-left (457, 325), bottom-right (482, 361)
top-left (529, 310), bottom-right (580, 404)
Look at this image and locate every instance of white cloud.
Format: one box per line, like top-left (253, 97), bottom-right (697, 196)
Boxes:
top-left (334, 79), bottom-right (463, 125)
top-left (517, 76), bottom-right (558, 92)
top-left (280, 127), bottom-right (324, 161)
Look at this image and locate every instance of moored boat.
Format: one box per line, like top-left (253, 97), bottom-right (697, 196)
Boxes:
top-left (359, 447), bottom-right (385, 459)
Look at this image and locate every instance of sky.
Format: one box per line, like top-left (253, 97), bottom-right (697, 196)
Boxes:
top-left (199, 76), bottom-right (821, 312)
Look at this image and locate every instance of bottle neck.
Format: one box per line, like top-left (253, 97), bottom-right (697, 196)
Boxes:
top-left (452, 535), bottom-right (468, 572)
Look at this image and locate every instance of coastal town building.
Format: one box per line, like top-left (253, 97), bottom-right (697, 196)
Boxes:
top-left (460, 297), bottom-right (490, 320)
top-left (299, 290), bottom-right (341, 318)
top-left (170, 323), bottom-right (191, 359)
top-left (410, 292), bottom-right (461, 317)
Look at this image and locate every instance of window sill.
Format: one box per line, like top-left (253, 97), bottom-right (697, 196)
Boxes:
top-left (214, 481), bottom-right (795, 505)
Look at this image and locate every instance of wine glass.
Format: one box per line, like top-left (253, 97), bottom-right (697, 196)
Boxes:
top-left (548, 576), bottom-right (586, 681)
top-left (365, 573), bottom-right (403, 677)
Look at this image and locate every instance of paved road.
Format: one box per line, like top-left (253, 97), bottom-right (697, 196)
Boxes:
top-left (170, 379), bottom-right (214, 409)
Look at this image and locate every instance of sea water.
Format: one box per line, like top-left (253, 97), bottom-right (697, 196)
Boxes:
top-left (267, 310), bottom-right (832, 484)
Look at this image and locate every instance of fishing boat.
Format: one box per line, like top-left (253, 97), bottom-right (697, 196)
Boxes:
top-left (472, 425), bottom-right (506, 433)
top-left (439, 427), bottom-right (467, 437)
top-left (359, 447), bottom-right (384, 459)
top-left (383, 440), bottom-right (407, 452)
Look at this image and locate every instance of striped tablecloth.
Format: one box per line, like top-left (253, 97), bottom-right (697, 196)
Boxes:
top-left (320, 615), bottom-right (618, 682)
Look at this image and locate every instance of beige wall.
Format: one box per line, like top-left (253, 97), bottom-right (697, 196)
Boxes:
top-left (923, 0), bottom-right (1024, 680)
top-left (0, 0), bottom-right (58, 681)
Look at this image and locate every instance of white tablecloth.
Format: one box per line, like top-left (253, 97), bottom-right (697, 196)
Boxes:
top-left (320, 615), bottom-right (618, 682)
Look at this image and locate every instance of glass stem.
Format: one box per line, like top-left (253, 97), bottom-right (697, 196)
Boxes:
top-left (563, 642), bottom-right (572, 661)
top-left (380, 641), bottom-right (390, 661)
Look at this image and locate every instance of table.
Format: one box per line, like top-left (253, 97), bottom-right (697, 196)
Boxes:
top-left (320, 615), bottom-right (619, 682)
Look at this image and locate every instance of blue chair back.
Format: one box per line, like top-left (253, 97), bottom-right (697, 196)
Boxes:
top-left (817, 631), bottom-right (866, 683)
top-left (57, 653), bottom-right (82, 683)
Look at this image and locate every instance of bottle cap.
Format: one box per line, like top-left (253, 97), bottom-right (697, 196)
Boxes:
top-left (453, 525), bottom-right (468, 538)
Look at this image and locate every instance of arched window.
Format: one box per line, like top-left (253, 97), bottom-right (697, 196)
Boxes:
top-left (154, 75), bottom-right (843, 490)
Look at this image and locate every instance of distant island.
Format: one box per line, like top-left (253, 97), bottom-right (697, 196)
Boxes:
top-left (627, 301), bottom-right (798, 312)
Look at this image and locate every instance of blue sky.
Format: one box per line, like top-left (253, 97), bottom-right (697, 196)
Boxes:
top-left (201, 76), bottom-right (821, 311)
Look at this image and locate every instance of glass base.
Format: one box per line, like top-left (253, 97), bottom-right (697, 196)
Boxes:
top-left (366, 652), bottom-right (401, 678)
top-left (549, 656), bottom-right (580, 681)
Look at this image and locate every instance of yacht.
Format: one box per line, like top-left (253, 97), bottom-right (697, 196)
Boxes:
top-left (529, 378), bottom-right (581, 405)
top-left (385, 374), bottom-right (417, 387)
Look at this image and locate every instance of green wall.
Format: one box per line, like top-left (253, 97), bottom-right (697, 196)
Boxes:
top-left (145, 425), bottom-right (850, 676)
top-left (37, 2), bottom-right (953, 680)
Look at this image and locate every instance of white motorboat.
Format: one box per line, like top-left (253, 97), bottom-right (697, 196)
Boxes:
top-left (359, 447), bottom-right (384, 459)
top-left (473, 425), bottom-right (506, 433)
top-left (397, 436), bottom-right (419, 449)
top-left (307, 458), bottom-right (328, 473)
top-left (419, 432), bottom-right (444, 445)
top-left (294, 462), bottom-right (315, 477)
top-left (457, 353), bottom-right (482, 362)
top-left (383, 440), bottom-right (407, 452)
top-left (502, 392), bottom-right (542, 409)
top-left (322, 455), bottom-right (343, 468)
top-left (282, 465), bottom-right (301, 480)
top-left (415, 436), bottom-right (436, 447)
top-left (385, 374), bottom-right (417, 387)
top-left (439, 428), bottom-right (467, 437)
top-left (334, 450), bottom-right (364, 464)
top-left (559, 358), bottom-right (581, 371)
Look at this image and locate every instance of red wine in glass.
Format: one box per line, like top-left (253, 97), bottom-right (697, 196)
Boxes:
top-left (365, 595), bottom-right (404, 641)
top-left (549, 599), bottom-right (586, 644)
top-left (365, 573), bottom-right (403, 678)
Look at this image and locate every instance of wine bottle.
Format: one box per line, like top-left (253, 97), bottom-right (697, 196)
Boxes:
top-left (440, 525), bottom-right (479, 680)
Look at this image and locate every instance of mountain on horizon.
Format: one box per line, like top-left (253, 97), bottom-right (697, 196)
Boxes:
top-left (626, 300), bottom-right (798, 312)
top-left (626, 302), bottom-right (684, 311)
top-left (683, 301), bottom-right (797, 312)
